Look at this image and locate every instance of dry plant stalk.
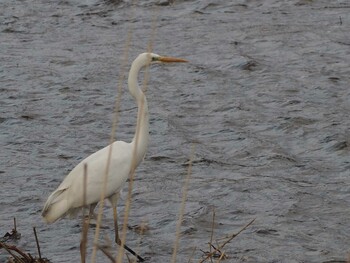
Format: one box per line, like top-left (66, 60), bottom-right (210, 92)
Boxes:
top-left (96, 244), bottom-right (115, 262)
top-left (133, 220), bottom-right (148, 262)
top-left (115, 44), bottom-right (152, 263)
top-left (218, 218), bottom-right (255, 247)
top-left (115, 100), bottom-right (143, 263)
top-left (215, 250), bottom-right (226, 263)
top-left (116, 7), bottom-right (159, 263)
top-left (187, 246), bottom-right (197, 263)
top-left (80, 164), bottom-right (89, 263)
top-left (171, 144), bottom-right (196, 263)
top-left (209, 208), bottom-right (215, 263)
top-left (33, 227), bottom-right (42, 261)
top-left (0, 242), bottom-right (27, 263)
top-left (2, 218), bottom-right (21, 243)
top-left (90, 11), bottom-right (135, 263)
top-left (1, 232), bottom-right (50, 263)
top-left (199, 218), bottom-right (255, 263)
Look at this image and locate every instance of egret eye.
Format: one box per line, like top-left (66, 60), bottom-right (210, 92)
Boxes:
top-left (151, 56), bottom-right (158, 62)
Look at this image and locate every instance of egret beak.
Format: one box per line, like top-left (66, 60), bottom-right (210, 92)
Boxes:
top-left (158, 56), bottom-right (188, 63)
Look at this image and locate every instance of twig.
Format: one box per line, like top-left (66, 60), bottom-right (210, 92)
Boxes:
top-left (33, 227), bottom-right (42, 261)
top-left (219, 218), bottom-right (255, 248)
top-left (0, 242), bottom-right (28, 263)
top-left (209, 243), bottom-right (221, 255)
top-left (199, 218), bottom-right (255, 263)
top-left (215, 250), bottom-right (226, 263)
top-left (201, 243), bottom-right (223, 259)
top-left (171, 144), bottom-right (196, 263)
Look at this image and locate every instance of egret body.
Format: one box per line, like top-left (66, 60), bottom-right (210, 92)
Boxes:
top-left (42, 52), bottom-right (188, 261)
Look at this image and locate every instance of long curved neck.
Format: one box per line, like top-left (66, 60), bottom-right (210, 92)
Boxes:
top-left (128, 60), bottom-right (149, 166)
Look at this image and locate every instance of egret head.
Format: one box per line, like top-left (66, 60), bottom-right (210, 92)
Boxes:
top-left (136, 52), bottom-right (188, 67)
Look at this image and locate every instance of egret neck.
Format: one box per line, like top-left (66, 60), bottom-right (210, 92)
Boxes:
top-left (128, 57), bottom-right (150, 168)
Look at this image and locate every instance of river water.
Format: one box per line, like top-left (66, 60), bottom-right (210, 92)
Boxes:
top-left (1, 0), bottom-right (350, 262)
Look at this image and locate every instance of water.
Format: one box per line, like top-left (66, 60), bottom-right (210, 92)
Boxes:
top-left (1, 0), bottom-right (350, 262)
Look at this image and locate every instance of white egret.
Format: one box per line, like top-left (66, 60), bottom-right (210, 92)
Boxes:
top-left (42, 52), bottom-right (188, 261)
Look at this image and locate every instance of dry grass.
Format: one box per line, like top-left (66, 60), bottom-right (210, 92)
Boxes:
top-left (90, 4), bottom-right (135, 262)
top-left (0, 219), bottom-right (51, 263)
top-left (80, 164), bottom-right (89, 263)
top-left (199, 218), bottom-right (256, 263)
top-left (171, 144), bottom-right (196, 263)
top-left (116, 5), bottom-right (159, 263)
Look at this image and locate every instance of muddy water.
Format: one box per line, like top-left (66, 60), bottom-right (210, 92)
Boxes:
top-left (1, 0), bottom-right (350, 262)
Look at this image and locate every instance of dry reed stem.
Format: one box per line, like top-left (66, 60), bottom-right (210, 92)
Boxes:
top-left (0, 241), bottom-right (51, 263)
top-left (115, 96), bottom-right (144, 262)
top-left (209, 208), bottom-right (215, 263)
top-left (80, 164), bottom-right (89, 263)
top-left (13, 218), bottom-right (17, 232)
top-left (142, 5), bottom-right (159, 94)
top-left (0, 219), bottom-right (27, 262)
top-left (199, 218), bottom-right (255, 263)
top-left (187, 246), bottom-right (197, 263)
top-left (171, 144), bottom-right (196, 263)
top-left (218, 218), bottom-right (255, 248)
top-left (115, 63), bottom-right (148, 262)
top-left (0, 242), bottom-right (26, 263)
top-left (116, 6), bottom-right (159, 263)
top-left (90, 7), bottom-right (135, 263)
top-left (115, 129), bottom-right (140, 263)
top-left (33, 227), bottom-right (42, 261)
top-left (96, 244), bottom-right (115, 262)
top-left (215, 250), bottom-right (226, 263)
top-left (134, 220), bottom-right (148, 262)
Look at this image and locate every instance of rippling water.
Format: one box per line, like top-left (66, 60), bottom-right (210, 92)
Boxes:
top-left (1, 0), bottom-right (350, 262)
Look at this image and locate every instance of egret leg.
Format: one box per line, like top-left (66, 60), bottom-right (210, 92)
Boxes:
top-left (111, 198), bottom-right (145, 262)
